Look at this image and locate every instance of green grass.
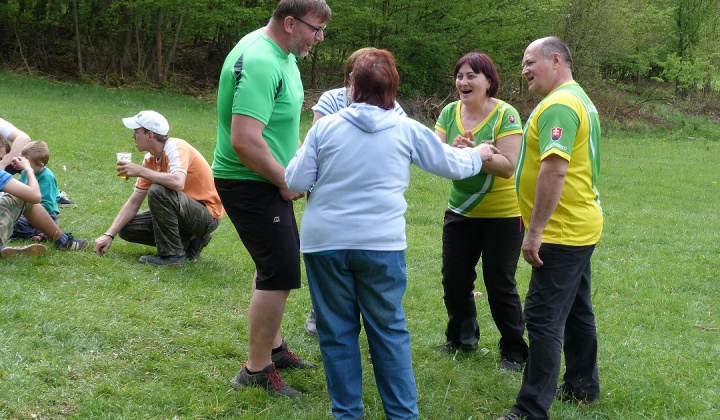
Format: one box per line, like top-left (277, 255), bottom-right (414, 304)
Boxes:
top-left (1, 70), bottom-right (719, 419)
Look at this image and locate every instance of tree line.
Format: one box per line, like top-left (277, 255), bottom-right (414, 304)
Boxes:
top-left (1, 0), bottom-right (719, 104)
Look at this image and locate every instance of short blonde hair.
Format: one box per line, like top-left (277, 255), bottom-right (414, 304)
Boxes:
top-left (21, 141), bottom-right (50, 166)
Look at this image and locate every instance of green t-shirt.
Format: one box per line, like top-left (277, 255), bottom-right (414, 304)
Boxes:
top-left (515, 81), bottom-right (603, 245)
top-left (213, 28), bottom-right (304, 181)
top-left (19, 166), bottom-right (60, 214)
top-left (435, 100), bottom-right (522, 217)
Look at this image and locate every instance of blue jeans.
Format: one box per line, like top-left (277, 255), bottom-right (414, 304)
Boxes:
top-left (512, 244), bottom-right (599, 420)
top-left (304, 250), bottom-right (419, 420)
top-left (12, 211), bottom-right (58, 239)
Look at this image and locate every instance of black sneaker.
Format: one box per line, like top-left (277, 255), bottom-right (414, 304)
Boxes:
top-left (304, 309), bottom-right (318, 336)
top-left (185, 232), bottom-right (213, 260)
top-left (55, 233), bottom-right (89, 251)
top-left (58, 191), bottom-right (77, 208)
top-left (230, 364), bottom-right (302, 397)
top-left (272, 340), bottom-right (316, 369)
top-left (499, 358), bottom-right (524, 372)
top-left (1, 243), bottom-right (47, 258)
top-left (138, 254), bottom-right (186, 266)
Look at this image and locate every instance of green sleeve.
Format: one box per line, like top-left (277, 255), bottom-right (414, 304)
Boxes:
top-left (435, 102), bottom-right (457, 144)
top-left (232, 55), bottom-right (281, 126)
top-left (435, 102), bottom-right (454, 135)
top-left (537, 103), bottom-right (580, 157)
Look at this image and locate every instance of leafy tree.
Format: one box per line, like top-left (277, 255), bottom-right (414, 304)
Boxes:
top-left (1, 0), bottom-right (719, 104)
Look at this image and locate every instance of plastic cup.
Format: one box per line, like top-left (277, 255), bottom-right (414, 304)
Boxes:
top-left (117, 152), bottom-right (132, 179)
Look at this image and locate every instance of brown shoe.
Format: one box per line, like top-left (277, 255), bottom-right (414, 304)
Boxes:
top-left (1, 243), bottom-right (47, 258)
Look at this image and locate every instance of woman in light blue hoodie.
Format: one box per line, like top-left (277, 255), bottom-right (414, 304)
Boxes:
top-left (285, 49), bottom-right (498, 420)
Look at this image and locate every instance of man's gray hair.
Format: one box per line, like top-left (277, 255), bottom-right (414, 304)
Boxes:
top-left (540, 36), bottom-right (573, 67)
top-left (272, 0), bottom-right (331, 22)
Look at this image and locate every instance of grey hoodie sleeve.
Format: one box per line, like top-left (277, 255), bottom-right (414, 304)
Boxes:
top-left (408, 121), bottom-right (483, 180)
top-left (285, 127), bottom-right (319, 193)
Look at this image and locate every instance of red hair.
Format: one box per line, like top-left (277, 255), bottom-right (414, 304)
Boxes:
top-left (350, 49), bottom-right (398, 110)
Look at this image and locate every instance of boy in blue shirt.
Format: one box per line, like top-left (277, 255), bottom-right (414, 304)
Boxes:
top-left (0, 135), bottom-right (88, 257)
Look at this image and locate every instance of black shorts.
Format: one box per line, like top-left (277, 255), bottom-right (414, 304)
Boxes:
top-left (215, 178), bottom-right (301, 291)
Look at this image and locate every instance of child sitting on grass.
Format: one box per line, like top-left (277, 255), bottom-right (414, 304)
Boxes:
top-left (11, 141), bottom-right (61, 241)
top-left (0, 134), bottom-right (89, 257)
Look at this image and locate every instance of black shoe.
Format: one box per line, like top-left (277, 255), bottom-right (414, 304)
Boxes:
top-left (58, 191), bottom-right (77, 208)
top-left (138, 254), bottom-right (186, 266)
top-left (185, 232), bottom-right (213, 260)
top-left (556, 383), bottom-right (599, 404)
top-left (435, 342), bottom-right (478, 353)
top-left (55, 233), bottom-right (89, 250)
top-left (230, 364), bottom-right (302, 397)
top-left (499, 358), bottom-right (524, 372)
top-left (460, 342), bottom-right (478, 352)
top-left (271, 340), bottom-right (316, 369)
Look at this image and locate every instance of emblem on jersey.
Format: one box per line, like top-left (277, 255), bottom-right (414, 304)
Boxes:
top-left (508, 115), bottom-right (516, 123)
top-left (551, 127), bottom-right (563, 141)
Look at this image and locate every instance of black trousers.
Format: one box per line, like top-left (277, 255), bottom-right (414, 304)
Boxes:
top-left (440, 210), bottom-right (527, 362)
top-left (512, 243), bottom-right (599, 420)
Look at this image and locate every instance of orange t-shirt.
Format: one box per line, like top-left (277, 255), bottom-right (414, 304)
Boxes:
top-left (135, 138), bottom-right (224, 219)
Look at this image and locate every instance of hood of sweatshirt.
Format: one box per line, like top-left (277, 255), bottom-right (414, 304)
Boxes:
top-left (337, 102), bottom-right (401, 133)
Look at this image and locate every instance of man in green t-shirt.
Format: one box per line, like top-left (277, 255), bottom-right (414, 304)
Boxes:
top-left (498, 36), bottom-right (603, 420)
top-left (213, 0), bottom-right (331, 398)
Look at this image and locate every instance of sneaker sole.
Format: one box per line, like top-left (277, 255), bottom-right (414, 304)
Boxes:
top-left (1, 243), bottom-right (47, 258)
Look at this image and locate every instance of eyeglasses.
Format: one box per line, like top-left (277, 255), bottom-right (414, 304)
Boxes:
top-left (293, 16), bottom-right (326, 35)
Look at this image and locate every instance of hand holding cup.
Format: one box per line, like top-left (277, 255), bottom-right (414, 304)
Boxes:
top-left (117, 152), bottom-right (132, 179)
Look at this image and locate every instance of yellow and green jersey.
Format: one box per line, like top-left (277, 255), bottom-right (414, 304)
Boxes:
top-left (435, 100), bottom-right (522, 217)
top-left (515, 81), bottom-right (603, 245)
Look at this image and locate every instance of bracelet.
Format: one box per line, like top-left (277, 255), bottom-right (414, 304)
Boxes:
top-left (103, 233), bottom-right (115, 240)
top-left (22, 167), bottom-right (34, 174)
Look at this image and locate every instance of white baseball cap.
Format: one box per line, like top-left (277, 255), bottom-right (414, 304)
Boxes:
top-left (122, 110), bottom-right (170, 136)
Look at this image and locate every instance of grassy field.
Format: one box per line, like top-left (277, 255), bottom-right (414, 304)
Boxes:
top-left (1, 71), bottom-right (719, 419)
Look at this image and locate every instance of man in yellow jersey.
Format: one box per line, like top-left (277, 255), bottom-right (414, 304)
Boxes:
top-left (497, 36), bottom-right (603, 420)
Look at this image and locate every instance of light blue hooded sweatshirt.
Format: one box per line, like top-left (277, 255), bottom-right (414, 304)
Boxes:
top-left (285, 103), bottom-right (484, 253)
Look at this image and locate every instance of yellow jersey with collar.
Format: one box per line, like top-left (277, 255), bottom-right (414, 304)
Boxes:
top-left (516, 81), bottom-right (603, 245)
top-left (435, 100), bottom-right (523, 217)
